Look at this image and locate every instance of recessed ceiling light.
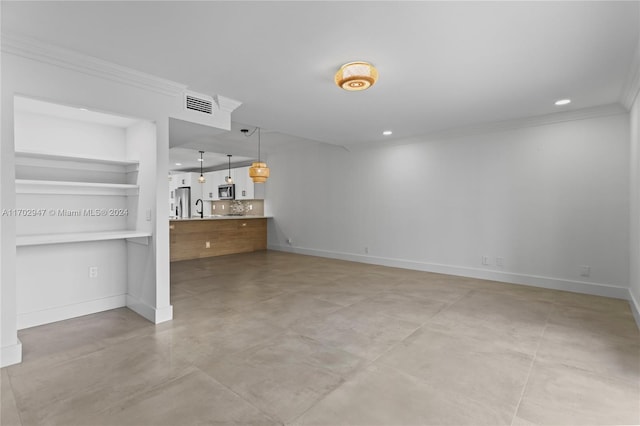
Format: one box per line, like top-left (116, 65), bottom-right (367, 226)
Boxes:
top-left (175, 163), bottom-right (182, 166)
top-left (383, 130), bottom-right (393, 136)
top-left (555, 99), bottom-right (571, 106)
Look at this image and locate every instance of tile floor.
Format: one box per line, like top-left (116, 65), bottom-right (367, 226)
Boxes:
top-left (1, 251), bottom-right (639, 425)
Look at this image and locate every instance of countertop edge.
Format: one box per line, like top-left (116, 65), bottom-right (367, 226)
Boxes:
top-left (169, 216), bottom-right (272, 221)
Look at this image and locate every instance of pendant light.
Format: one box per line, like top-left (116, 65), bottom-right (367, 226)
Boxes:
top-left (226, 154), bottom-right (233, 183)
top-left (198, 151), bottom-right (206, 183)
top-left (249, 127), bottom-right (270, 183)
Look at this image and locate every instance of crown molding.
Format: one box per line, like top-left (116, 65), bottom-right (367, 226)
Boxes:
top-left (346, 103), bottom-right (628, 152)
top-left (1, 32), bottom-right (188, 97)
top-left (216, 95), bottom-right (243, 114)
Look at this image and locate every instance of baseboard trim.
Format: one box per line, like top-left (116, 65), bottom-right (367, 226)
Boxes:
top-left (268, 244), bottom-right (629, 300)
top-left (126, 295), bottom-right (173, 324)
top-left (17, 295), bottom-right (127, 330)
top-left (0, 339), bottom-right (22, 368)
top-left (629, 290), bottom-right (640, 329)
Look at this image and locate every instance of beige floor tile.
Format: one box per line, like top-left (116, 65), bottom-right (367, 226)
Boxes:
top-left (553, 291), bottom-right (635, 314)
top-left (294, 287), bottom-right (379, 307)
top-left (7, 331), bottom-right (192, 426)
top-left (378, 326), bottom-right (533, 410)
top-left (171, 286), bottom-right (286, 319)
top-left (348, 292), bottom-right (448, 324)
top-left (232, 293), bottom-right (344, 329)
top-left (200, 334), bottom-right (352, 423)
top-left (332, 272), bottom-right (401, 292)
top-left (294, 363), bottom-right (514, 426)
top-left (536, 331), bottom-right (640, 385)
top-left (516, 359), bottom-right (640, 426)
top-left (1, 369), bottom-right (22, 426)
top-left (166, 311), bottom-right (287, 364)
top-left (429, 290), bottom-right (552, 354)
top-left (392, 277), bottom-right (473, 304)
top-left (99, 368), bottom-right (277, 426)
top-left (545, 305), bottom-right (639, 342)
top-left (292, 304), bottom-right (421, 361)
top-left (470, 280), bottom-right (560, 302)
top-left (169, 267), bottom-right (216, 283)
top-left (9, 308), bottom-right (155, 377)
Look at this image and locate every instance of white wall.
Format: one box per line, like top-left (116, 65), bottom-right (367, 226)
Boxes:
top-left (630, 95), bottom-right (640, 323)
top-left (268, 112), bottom-right (630, 298)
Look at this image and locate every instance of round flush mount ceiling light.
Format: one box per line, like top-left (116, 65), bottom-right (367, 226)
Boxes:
top-left (555, 99), bottom-right (571, 106)
top-left (335, 61), bottom-right (378, 91)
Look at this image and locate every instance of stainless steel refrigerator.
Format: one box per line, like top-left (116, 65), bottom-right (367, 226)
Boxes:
top-left (174, 186), bottom-right (191, 219)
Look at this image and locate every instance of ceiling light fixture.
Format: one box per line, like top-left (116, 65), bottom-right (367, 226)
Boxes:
top-left (555, 99), bottom-right (571, 106)
top-left (175, 163), bottom-right (182, 166)
top-left (335, 61), bottom-right (378, 91)
top-left (383, 130), bottom-right (393, 136)
top-left (226, 154), bottom-right (233, 184)
top-left (198, 151), bottom-right (206, 183)
top-left (248, 128), bottom-right (270, 183)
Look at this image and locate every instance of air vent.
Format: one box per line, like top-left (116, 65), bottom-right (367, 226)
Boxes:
top-left (185, 94), bottom-right (213, 115)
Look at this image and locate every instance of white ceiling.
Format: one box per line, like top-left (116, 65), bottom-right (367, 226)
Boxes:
top-left (2, 1), bottom-right (639, 148)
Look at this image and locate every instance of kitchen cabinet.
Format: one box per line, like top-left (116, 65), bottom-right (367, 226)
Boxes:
top-left (234, 166), bottom-right (255, 200)
top-left (202, 171), bottom-right (218, 200)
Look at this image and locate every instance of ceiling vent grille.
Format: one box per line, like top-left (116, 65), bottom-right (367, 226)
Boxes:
top-left (185, 94), bottom-right (213, 115)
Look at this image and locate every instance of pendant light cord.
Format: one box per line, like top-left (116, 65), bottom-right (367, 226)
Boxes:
top-left (241, 127), bottom-right (262, 162)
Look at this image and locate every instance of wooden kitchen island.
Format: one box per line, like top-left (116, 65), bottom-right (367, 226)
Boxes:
top-left (170, 216), bottom-right (267, 262)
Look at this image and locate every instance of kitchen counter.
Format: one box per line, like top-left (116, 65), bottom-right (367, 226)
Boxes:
top-left (170, 216), bottom-right (267, 261)
top-left (170, 215), bottom-right (270, 221)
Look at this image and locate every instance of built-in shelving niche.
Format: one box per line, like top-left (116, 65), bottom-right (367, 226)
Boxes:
top-left (13, 96), bottom-right (155, 330)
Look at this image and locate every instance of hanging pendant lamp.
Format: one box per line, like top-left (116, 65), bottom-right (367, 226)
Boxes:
top-left (249, 127), bottom-right (270, 183)
top-left (226, 154), bottom-right (233, 183)
top-left (198, 151), bottom-right (206, 183)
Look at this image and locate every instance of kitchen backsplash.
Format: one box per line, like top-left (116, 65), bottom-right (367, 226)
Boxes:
top-left (211, 199), bottom-right (264, 216)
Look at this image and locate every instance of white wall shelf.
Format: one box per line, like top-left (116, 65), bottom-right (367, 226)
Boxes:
top-left (16, 230), bottom-right (151, 247)
top-left (16, 179), bottom-right (139, 196)
top-left (15, 149), bottom-right (139, 167)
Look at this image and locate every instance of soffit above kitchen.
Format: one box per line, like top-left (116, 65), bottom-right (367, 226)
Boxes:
top-left (2, 1), bottom-right (638, 146)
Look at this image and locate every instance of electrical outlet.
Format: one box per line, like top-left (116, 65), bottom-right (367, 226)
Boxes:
top-left (496, 257), bottom-right (504, 267)
top-left (89, 266), bottom-right (98, 278)
top-left (205, 241), bottom-right (211, 248)
top-left (146, 209), bottom-right (152, 221)
top-left (287, 238), bottom-right (293, 245)
top-left (580, 265), bottom-right (591, 277)
top-left (482, 256), bottom-right (490, 266)
top-left (364, 247), bottom-right (369, 254)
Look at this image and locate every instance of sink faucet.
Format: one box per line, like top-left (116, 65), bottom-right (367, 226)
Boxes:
top-left (195, 199), bottom-right (203, 218)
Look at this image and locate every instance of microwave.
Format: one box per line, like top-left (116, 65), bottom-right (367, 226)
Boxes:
top-left (218, 184), bottom-right (235, 200)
